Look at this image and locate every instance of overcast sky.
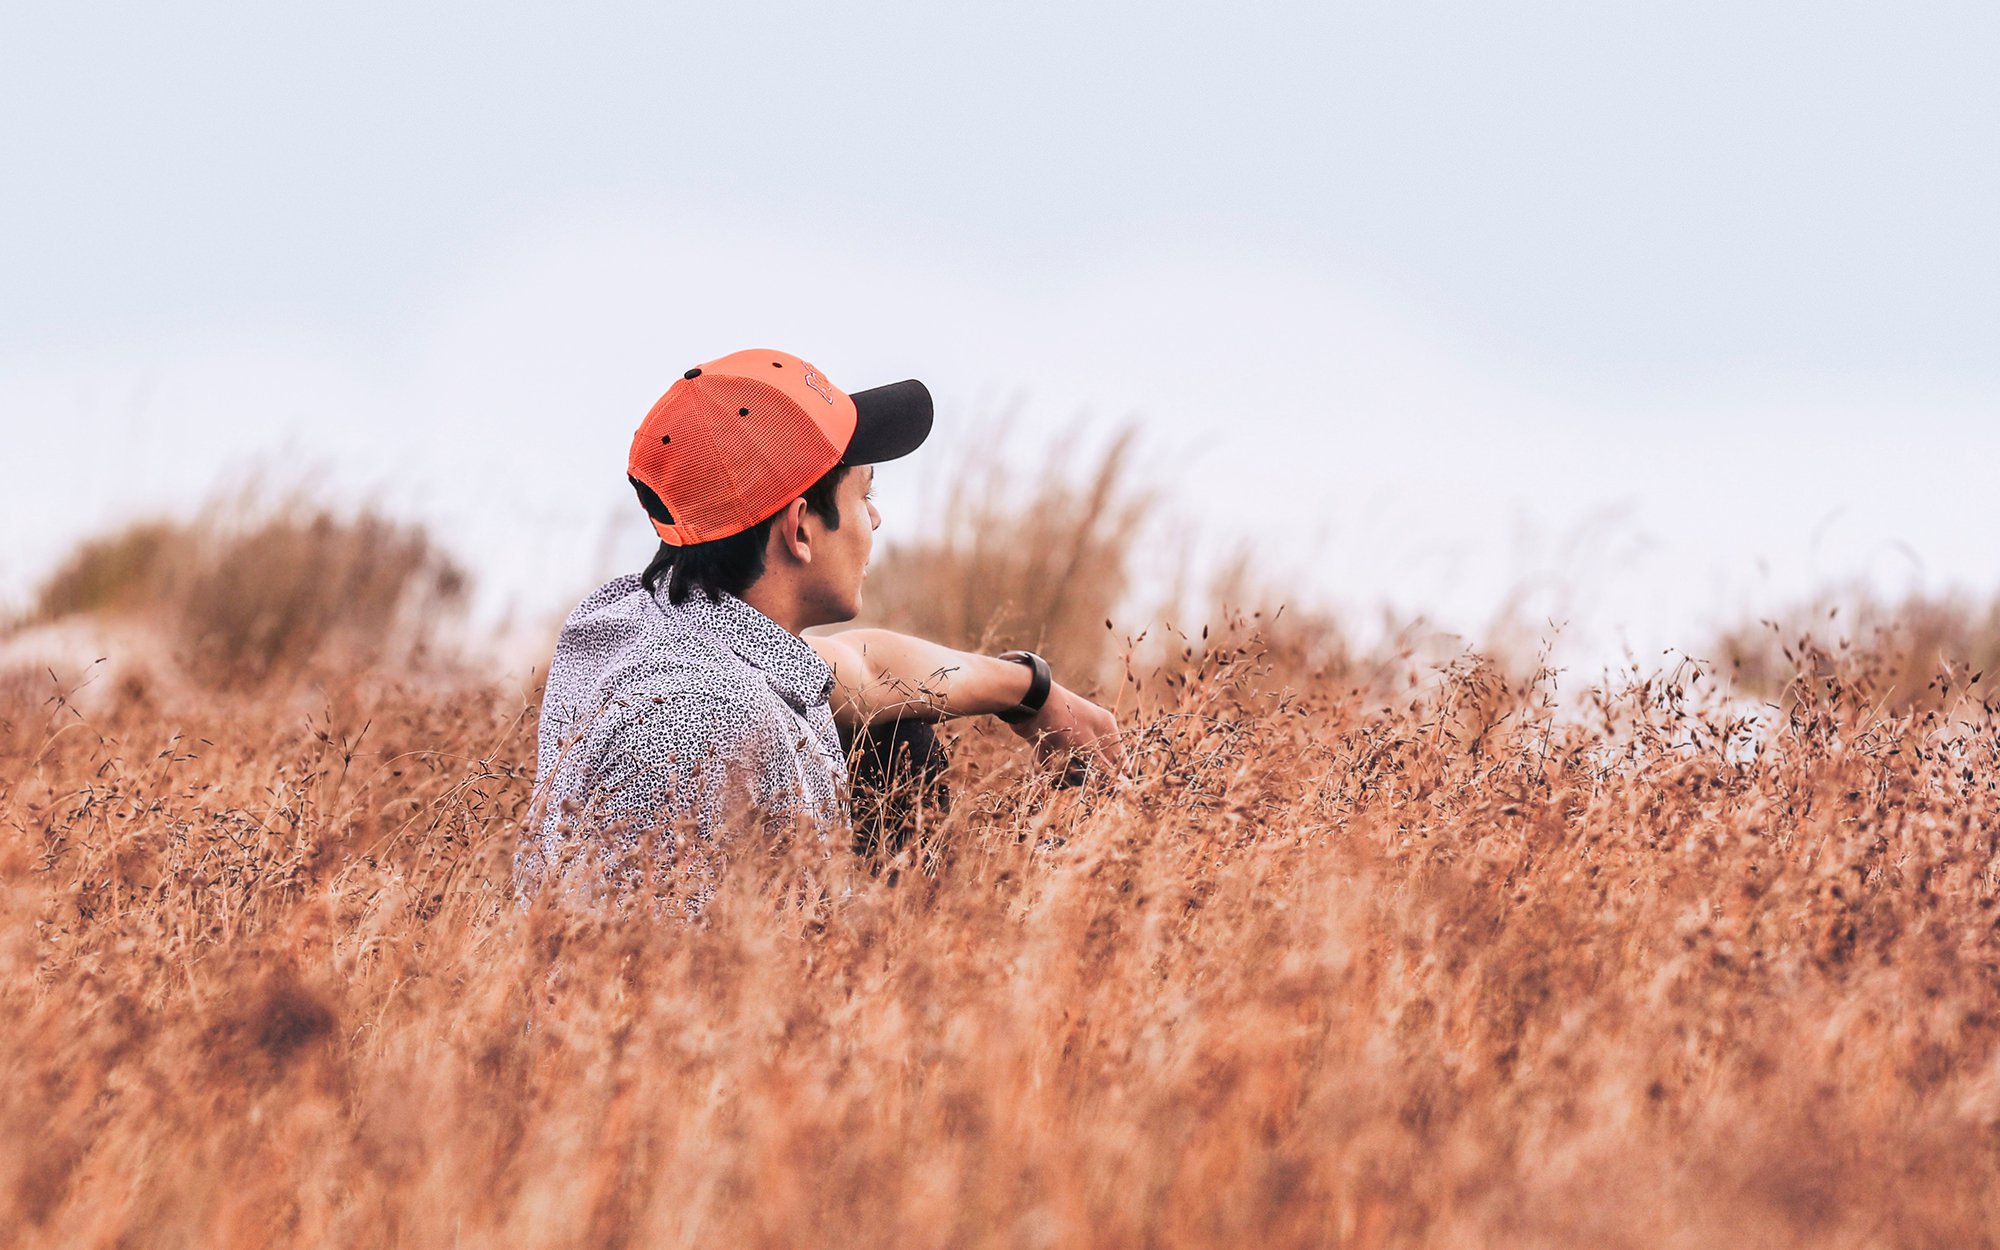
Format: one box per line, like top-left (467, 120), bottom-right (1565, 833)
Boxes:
top-left (4, 1), bottom-right (1996, 662)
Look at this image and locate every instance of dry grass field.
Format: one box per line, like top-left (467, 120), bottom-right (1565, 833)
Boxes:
top-left (6, 473), bottom-right (2000, 1248)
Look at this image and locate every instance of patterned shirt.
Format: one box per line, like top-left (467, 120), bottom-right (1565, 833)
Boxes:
top-left (520, 573), bottom-right (847, 903)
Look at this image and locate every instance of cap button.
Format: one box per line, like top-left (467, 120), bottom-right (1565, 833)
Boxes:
top-left (684, 368), bottom-right (702, 379)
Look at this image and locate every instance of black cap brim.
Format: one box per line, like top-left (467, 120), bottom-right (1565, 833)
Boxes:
top-left (842, 379), bottom-right (933, 465)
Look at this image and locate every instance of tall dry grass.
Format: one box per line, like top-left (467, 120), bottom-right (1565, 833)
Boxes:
top-left (24, 498), bottom-right (468, 686)
top-left (855, 425), bottom-right (1153, 678)
top-left (1718, 586), bottom-right (2000, 713)
top-left (5, 462), bottom-right (2000, 1247)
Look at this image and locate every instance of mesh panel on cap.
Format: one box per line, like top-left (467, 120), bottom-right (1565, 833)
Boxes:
top-left (627, 422), bottom-right (682, 518)
top-left (703, 376), bottom-right (841, 529)
top-left (628, 375), bottom-right (840, 542)
top-left (668, 387), bottom-right (755, 537)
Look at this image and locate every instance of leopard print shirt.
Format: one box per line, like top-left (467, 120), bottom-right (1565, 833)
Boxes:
top-left (519, 574), bottom-right (846, 903)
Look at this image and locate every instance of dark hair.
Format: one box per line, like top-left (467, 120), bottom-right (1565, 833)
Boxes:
top-left (633, 463), bottom-right (851, 605)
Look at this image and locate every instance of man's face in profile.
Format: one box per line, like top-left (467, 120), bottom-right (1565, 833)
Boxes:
top-left (804, 464), bottom-right (880, 625)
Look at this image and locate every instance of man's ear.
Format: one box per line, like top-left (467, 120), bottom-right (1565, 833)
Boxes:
top-left (769, 497), bottom-right (814, 566)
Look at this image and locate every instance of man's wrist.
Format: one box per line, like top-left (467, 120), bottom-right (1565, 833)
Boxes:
top-left (995, 650), bottom-right (1052, 724)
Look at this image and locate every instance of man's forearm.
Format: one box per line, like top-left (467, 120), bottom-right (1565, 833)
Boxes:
top-left (811, 628), bottom-right (1037, 729)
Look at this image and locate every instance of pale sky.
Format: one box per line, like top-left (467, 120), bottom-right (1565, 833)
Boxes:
top-left (5, 2), bottom-right (1996, 663)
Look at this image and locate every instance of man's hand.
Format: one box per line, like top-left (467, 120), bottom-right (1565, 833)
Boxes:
top-left (1006, 681), bottom-right (1126, 786)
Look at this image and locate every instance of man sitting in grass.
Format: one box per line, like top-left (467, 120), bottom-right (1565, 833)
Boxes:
top-left (522, 348), bottom-right (1123, 903)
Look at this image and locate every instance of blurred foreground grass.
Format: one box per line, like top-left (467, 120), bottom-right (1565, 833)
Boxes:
top-left (5, 448), bottom-right (2000, 1247)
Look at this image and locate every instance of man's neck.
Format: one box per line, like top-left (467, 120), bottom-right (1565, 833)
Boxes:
top-left (740, 581), bottom-right (812, 637)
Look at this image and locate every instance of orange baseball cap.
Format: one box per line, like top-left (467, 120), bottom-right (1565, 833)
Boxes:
top-left (626, 348), bottom-right (933, 546)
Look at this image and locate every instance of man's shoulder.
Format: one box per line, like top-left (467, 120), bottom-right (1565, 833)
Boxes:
top-left (545, 645), bottom-right (770, 742)
top-left (554, 573), bottom-right (668, 650)
top-left (564, 571), bottom-right (646, 619)
top-left (540, 575), bottom-right (794, 761)
top-left (548, 576), bottom-right (731, 694)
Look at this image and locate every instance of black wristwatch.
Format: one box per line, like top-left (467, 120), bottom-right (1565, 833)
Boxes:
top-left (995, 650), bottom-right (1052, 724)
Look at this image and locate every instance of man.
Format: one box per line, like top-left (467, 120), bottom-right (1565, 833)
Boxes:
top-left (524, 348), bottom-right (1123, 903)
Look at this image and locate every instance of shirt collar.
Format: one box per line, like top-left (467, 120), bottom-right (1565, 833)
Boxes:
top-left (668, 587), bottom-right (835, 713)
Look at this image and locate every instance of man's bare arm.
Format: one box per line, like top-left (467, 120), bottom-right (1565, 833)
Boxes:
top-left (808, 629), bottom-right (1036, 727)
top-left (808, 628), bottom-right (1125, 777)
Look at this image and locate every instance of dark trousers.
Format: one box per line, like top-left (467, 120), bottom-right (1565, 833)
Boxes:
top-left (843, 718), bottom-right (951, 858)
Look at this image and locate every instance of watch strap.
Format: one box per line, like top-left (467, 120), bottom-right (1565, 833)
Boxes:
top-left (995, 650), bottom-right (1052, 724)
